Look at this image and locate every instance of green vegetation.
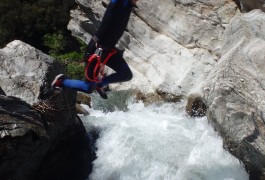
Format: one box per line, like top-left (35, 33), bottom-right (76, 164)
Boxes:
top-left (44, 32), bottom-right (67, 55)
top-left (0, 0), bottom-right (86, 79)
top-left (44, 32), bottom-right (86, 79)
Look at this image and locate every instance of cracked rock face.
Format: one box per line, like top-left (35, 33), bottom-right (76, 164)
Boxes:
top-left (0, 94), bottom-right (93, 180)
top-left (69, 1), bottom-right (265, 178)
top-left (203, 10), bottom-right (265, 179)
top-left (236, 0), bottom-right (265, 12)
top-left (68, 0), bottom-right (239, 95)
top-left (0, 40), bottom-right (95, 180)
top-left (0, 40), bottom-right (64, 104)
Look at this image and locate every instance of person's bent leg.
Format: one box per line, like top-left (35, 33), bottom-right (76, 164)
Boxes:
top-left (95, 50), bottom-right (133, 99)
top-left (99, 64), bottom-right (132, 87)
top-left (98, 51), bottom-right (133, 88)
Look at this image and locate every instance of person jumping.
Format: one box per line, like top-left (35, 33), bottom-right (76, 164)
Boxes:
top-left (51, 0), bottom-right (139, 99)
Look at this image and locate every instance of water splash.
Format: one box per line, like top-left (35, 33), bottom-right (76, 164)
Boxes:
top-left (82, 101), bottom-right (248, 180)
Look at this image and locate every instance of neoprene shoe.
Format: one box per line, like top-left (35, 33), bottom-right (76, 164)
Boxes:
top-left (96, 85), bottom-right (110, 99)
top-left (51, 74), bottom-right (65, 90)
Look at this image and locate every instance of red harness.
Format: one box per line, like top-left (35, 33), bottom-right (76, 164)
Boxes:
top-left (85, 48), bottom-right (117, 82)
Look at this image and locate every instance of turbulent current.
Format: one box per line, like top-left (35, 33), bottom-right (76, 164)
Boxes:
top-left (81, 92), bottom-right (249, 180)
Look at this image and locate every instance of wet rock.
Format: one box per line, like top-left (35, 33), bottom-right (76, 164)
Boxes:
top-left (235, 0), bottom-right (265, 12)
top-left (77, 92), bottom-right (92, 108)
top-left (186, 94), bottom-right (206, 117)
top-left (134, 90), bottom-right (182, 105)
top-left (76, 103), bottom-right (90, 115)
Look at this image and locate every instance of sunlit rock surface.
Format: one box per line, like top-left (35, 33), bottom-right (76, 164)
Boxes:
top-left (203, 10), bottom-right (265, 179)
top-left (235, 0), bottom-right (265, 12)
top-left (0, 40), bottom-right (63, 104)
top-left (68, 0), bottom-right (239, 95)
top-left (0, 41), bottom-right (95, 180)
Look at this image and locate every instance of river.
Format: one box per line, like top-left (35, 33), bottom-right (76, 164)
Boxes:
top-left (81, 92), bottom-right (248, 180)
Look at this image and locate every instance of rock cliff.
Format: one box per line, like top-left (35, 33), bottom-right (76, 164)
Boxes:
top-left (0, 40), bottom-right (95, 180)
top-left (0, 40), bottom-right (62, 104)
top-left (1, 0), bottom-right (265, 179)
top-left (203, 10), bottom-right (265, 179)
top-left (68, 0), bottom-right (265, 179)
top-left (68, 0), bottom-right (238, 95)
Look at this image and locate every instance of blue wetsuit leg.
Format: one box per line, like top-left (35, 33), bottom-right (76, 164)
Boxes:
top-left (63, 79), bottom-right (96, 93)
top-left (98, 50), bottom-right (133, 87)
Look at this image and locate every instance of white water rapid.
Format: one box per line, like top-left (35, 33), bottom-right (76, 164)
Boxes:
top-left (81, 93), bottom-right (249, 180)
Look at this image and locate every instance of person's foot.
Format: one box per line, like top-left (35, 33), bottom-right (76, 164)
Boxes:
top-left (96, 85), bottom-right (111, 99)
top-left (51, 74), bottom-right (65, 90)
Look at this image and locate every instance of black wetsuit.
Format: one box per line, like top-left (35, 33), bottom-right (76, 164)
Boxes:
top-left (85, 0), bottom-right (134, 87)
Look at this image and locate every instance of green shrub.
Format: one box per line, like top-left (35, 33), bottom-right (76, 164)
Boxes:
top-left (44, 32), bottom-right (67, 55)
top-left (66, 62), bottom-right (85, 80)
top-left (0, 0), bottom-right (76, 50)
top-left (0, 0), bottom-right (87, 80)
top-left (55, 51), bottom-right (81, 65)
top-left (53, 39), bottom-right (87, 79)
top-left (55, 51), bottom-right (84, 79)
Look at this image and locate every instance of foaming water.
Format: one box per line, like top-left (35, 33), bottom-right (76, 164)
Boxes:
top-left (82, 101), bottom-right (248, 180)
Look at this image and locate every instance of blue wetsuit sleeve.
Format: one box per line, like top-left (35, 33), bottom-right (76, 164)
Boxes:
top-left (111, 0), bottom-right (130, 7)
top-left (111, 0), bottom-right (130, 6)
top-left (95, 0), bottom-right (131, 45)
top-left (95, 1), bottom-right (115, 44)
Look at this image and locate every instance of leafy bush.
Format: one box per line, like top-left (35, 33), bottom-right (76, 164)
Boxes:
top-left (52, 40), bottom-right (87, 79)
top-left (0, 0), bottom-right (88, 80)
top-left (0, 0), bottom-right (76, 52)
top-left (66, 62), bottom-right (85, 80)
top-left (55, 51), bottom-right (85, 79)
top-left (44, 32), bottom-right (67, 55)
